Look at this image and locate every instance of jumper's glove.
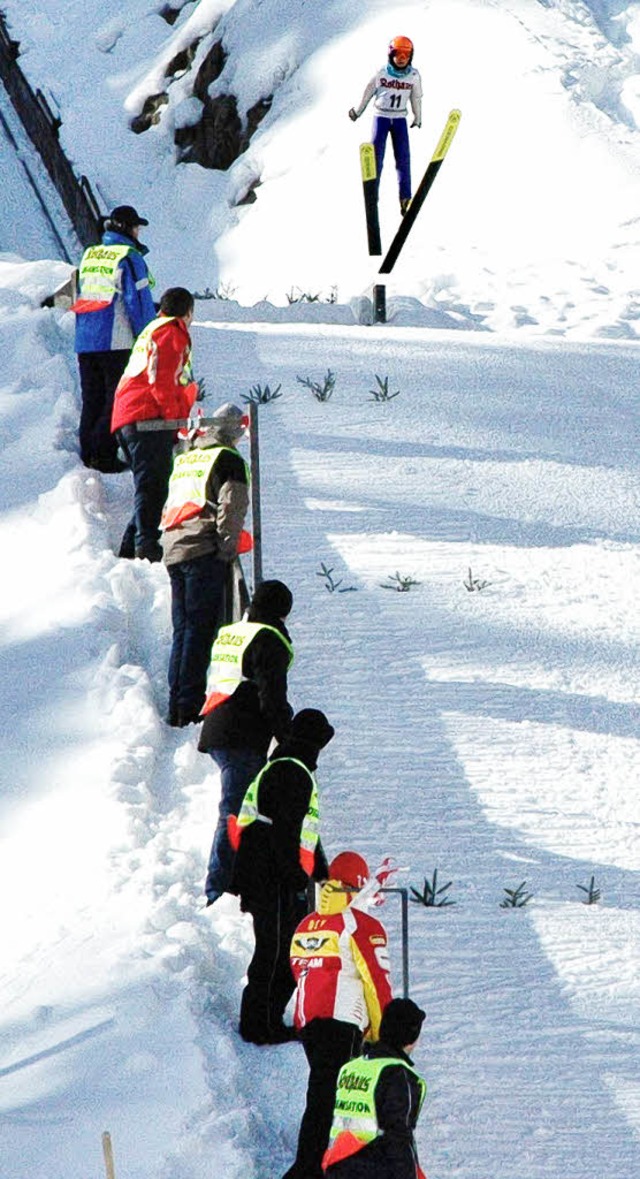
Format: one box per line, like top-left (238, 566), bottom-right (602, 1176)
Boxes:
top-left (411, 119), bottom-right (421, 128)
top-left (348, 108), bottom-right (358, 122)
top-left (195, 376), bottom-right (207, 401)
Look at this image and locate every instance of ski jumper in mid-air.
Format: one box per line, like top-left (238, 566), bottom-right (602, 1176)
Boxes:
top-left (349, 36), bottom-right (422, 215)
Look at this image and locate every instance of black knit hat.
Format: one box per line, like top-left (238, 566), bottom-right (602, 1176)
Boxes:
top-left (290, 709), bottom-right (335, 749)
top-left (250, 579), bottom-right (293, 619)
top-left (379, 998), bottom-right (425, 1048)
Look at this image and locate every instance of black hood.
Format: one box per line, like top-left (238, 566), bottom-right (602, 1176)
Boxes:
top-left (270, 709), bottom-right (334, 770)
top-left (247, 579), bottom-right (293, 622)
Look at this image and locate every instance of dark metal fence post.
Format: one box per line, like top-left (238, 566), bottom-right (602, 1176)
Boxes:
top-left (381, 887), bottom-right (410, 998)
top-left (249, 402), bottom-right (263, 589)
top-left (373, 283), bottom-right (386, 324)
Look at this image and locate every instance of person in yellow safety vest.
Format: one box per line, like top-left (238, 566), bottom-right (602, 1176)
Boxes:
top-left (160, 402), bottom-right (251, 728)
top-left (230, 709), bottom-right (334, 1045)
top-left (198, 580), bottom-right (295, 906)
top-left (323, 998), bottom-right (427, 1179)
top-left (73, 204), bottom-right (156, 473)
top-left (111, 286), bottom-right (198, 562)
top-left (283, 852), bottom-right (394, 1179)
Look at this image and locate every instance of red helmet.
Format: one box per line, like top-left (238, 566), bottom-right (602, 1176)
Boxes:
top-left (388, 35), bottom-right (414, 67)
top-left (329, 851), bottom-right (370, 891)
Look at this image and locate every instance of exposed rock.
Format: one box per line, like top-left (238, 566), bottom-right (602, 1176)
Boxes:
top-left (166, 39), bottom-right (202, 79)
top-left (245, 95), bottom-right (272, 144)
top-left (159, 3), bottom-right (183, 25)
top-left (235, 185), bottom-right (259, 206)
top-left (129, 34), bottom-right (273, 169)
top-left (130, 92), bottom-right (169, 135)
top-left (193, 41), bottom-right (226, 101)
top-left (175, 89), bottom-right (273, 170)
top-left (175, 93), bottom-right (241, 168)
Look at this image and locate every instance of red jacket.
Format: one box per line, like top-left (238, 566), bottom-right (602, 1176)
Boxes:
top-left (111, 316), bottom-right (197, 431)
top-left (290, 902), bottom-right (393, 1039)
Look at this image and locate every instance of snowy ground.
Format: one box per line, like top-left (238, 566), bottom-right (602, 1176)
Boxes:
top-left (1, 1), bottom-right (640, 1177)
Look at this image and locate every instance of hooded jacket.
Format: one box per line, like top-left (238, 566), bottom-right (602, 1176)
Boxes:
top-left (232, 734), bottom-right (329, 902)
top-left (74, 230), bottom-right (156, 354)
top-left (198, 613), bottom-right (293, 756)
top-left (325, 1042), bottom-right (424, 1179)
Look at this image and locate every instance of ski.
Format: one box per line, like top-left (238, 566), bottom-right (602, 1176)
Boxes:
top-left (360, 142), bottom-right (382, 256)
top-left (378, 108), bottom-right (461, 275)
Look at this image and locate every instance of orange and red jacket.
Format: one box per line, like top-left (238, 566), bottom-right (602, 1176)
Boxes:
top-left (111, 317), bottom-right (197, 432)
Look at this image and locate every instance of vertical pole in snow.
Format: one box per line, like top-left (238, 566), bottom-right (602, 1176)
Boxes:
top-left (249, 402), bottom-right (263, 589)
top-left (381, 887), bottom-right (410, 997)
top-left (102, 1131), bottom-right (116, 1179)
top-left (400, 887), bottom-right (409, 999)
top-left (373, 283), bottom-right (387, 324)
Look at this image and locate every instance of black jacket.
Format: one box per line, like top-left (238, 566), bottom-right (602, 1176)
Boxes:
top-left (198, 617), bottom-right (293, 756)
top-left (232, 735), bottom-right (329, 903)
top-left (326, 1042), bottom-right (424, 1179)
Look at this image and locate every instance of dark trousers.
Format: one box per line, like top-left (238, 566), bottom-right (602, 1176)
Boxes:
top-left (167, 553), bottom-right (227, 719)
top-left (117, 423), bottom-right (175, 560)
top-left (372, 116), bottom-right (411, 201)
top-left (204, 747), bottom-right (265, 902)
top-left (78, 350), bottom-right (129, 472)
top-left (284, 1019), bottom-right (363, 1179)
top-left (240, 885), bottom-right (307, 1041)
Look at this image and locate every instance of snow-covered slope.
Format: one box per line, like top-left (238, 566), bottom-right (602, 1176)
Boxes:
top-left (1, 2), bottom-right (640, 1178)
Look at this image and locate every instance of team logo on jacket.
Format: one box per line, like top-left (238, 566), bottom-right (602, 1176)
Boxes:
top-left (293, 935), bottom-right (331, 952)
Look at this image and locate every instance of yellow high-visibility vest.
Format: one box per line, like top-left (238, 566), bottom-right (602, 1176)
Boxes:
top-left (324, 1054), bottom-right (426, 1170)
top-left (77, 243), bottom-right (132, 305)
top-left (201, 620), bottom-right (293, 715)
top-left (161, 446), bottom-right (249, 530)
top-left (228, 757), bottom-right (320, 875)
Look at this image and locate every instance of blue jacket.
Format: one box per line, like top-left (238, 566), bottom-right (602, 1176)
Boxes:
top-left (74, 230), bottom-right (156, 354)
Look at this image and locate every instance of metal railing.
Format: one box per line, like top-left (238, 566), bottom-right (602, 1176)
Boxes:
top-left (0, 9), bottom-right (103, 248)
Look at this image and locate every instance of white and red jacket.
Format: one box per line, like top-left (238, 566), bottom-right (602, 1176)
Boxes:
top-left (290, 902), bottom-right (392, 1040)
top-left (111, 315), bottom-right (197, 432)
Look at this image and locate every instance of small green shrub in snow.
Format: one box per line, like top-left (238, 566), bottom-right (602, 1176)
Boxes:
top-left (242, 382), bottom-right (282, 405)
top-left (368, 374), bottom-right (400, 402)
top-left (463, 566), bottom-right (490, 591)
top-left (316, 561), bottom-right (357, 593)
top-left (380, 572), bottom-right (420, 592)
top-left (286, 285), bottom-right (338, 304)
top-left (500, 882), bottom-right (533, 908)
top-left (297, 370), bottom-right (336, 402)
top-left (286, 286), bottom-right (321, 304)
top-left (577, 875), bottom-right (601, 904)
top-left (410, 869), bottom-right (456, 908)
top-left (194, 282), bottom-right (237, 300)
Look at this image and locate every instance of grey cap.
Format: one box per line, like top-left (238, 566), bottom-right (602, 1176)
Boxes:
top-left (199, 402), bottom-right (246, 446)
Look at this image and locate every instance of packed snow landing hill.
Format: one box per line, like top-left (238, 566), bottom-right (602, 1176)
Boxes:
top-left (1, 275), bottom-right (640, 1179)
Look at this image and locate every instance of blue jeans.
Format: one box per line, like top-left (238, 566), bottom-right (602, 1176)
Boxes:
top-left (372, 116), bottom-right (411, 201)
top-left (204, 747), bottom-right (265, 902)
top-left (168, 552), bottom-right (227, 718)
top-left (117, 423), bottom-right (175, 559)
